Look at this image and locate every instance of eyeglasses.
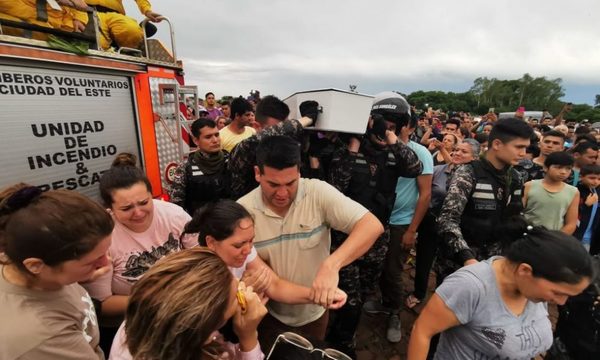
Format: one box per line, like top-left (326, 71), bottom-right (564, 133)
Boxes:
top-left (267, 332), bottom-right (352, 360)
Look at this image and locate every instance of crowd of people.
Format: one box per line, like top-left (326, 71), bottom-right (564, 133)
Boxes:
top-left (1, 90), bottom-right (599, 360)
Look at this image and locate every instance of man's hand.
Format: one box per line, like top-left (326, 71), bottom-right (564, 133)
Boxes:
top-left (371, 116), bottom-right (387, 142)
top-left (73, 19), bottom-right (85, 32)
top-left (241, 266), bottom-right (272, 295)
top-left (327, 289), bottom-right (348, 310)
top-left (402, 229), bottom-right (417, 249)
top-left (145, 10), bottom-right (164, 22)
top-left (385, 129), bottom-right (398, 145)
top-left (311, 260), bottom-right (339, 308)
top-left (586, 193), bottom-right (599, 206)
top-left (348, 137), bottom-right (361, 153)
top-left (463, 259), bottom-right (478, 267)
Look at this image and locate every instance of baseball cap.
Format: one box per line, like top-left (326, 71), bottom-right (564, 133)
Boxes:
top-left (198, 105), bottom-right (209, 114)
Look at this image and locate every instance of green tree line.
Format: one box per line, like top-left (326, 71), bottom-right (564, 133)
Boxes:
top-left (405, 74), bottom-right (600, 122)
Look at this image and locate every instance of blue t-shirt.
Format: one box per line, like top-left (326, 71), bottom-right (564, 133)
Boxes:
top-left (389, 141), bottom-right (434, 225)
top-left (583, 188), bottom-right (598, 246)
top-left (434, 257), bottom-right (553, 360)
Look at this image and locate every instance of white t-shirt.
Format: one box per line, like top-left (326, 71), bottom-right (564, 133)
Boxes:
top-left (230, 247), bottom-right (258, 279)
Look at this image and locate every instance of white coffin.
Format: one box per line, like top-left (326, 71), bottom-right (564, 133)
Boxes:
top-left (284, 88), bottom-right (373, 134)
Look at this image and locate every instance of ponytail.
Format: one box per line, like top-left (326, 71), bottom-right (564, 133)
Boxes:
top-left (0, 183), bottom-right (113, 272)
top-left (99, 153), bottom-right (152, 208)
top-left (181, 200), bottom-right (252, 246)
top-left (498, 216), bottom-right (596, 284)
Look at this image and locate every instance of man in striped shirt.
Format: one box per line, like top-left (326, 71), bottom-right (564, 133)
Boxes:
top-left (237, 135), bottom-right (384, 351)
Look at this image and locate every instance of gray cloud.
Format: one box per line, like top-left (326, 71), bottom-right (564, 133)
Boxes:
top-left (126, 1), bottom-right (600, 101)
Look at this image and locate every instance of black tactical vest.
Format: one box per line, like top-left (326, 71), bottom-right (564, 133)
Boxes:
top-left (459, 160), bottom-right (523, 257)
top-left (184, 160), bottom-right (230, 215)
top-left (346, 149), bottom-right (398, 224)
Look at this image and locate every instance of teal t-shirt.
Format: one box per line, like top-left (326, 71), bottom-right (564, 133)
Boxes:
top-left (389, 141), bottom-right (434, 225)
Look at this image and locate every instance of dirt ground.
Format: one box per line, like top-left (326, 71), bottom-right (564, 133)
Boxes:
top-left (352, 265), bottom-right (558, 360)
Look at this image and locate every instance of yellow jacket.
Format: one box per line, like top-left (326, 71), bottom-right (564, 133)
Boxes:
top-left (0, 0), bottom-right (87, 31)
top-left (85, 0), bottom-right (152, 16)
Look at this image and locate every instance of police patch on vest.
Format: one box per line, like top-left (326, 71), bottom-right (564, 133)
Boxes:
top-left (474, 200), bottom-right (497, 211)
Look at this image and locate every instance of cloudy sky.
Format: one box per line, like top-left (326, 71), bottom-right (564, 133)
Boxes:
top-left (127, 0), bottom-right (600, 105)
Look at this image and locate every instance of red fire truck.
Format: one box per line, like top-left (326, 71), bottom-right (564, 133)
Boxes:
top-left (0, 13), bottom-right (197, 200)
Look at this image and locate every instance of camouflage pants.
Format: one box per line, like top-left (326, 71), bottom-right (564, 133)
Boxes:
top-left (326, 229), bottom-right (390, 351)
top-left (331, 229), bottom-right (390, 305)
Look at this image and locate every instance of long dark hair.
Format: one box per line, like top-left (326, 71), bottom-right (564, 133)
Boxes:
top-left (500, 217), bottom-right (596, 284)
top-left (0, 183), bottom-right (113, 274)
top-left (181, 200), bottom-right (252, 246)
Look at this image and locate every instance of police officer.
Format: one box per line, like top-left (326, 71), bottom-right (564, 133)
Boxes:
top-left (304, 131), bottom-right (343, 180)
top-left (437, 117), bottom-right (533, 278)
top-left (325, 92), bottom-right (423, 355)
top-left (228, 96), bottom-right (319, 199)
top-left (169, 118), bottom-right (230, 215)
top-left (427, 118), bottom-right (532, 359)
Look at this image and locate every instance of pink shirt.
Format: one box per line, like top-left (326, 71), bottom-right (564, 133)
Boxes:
top-left (109, 323), bottom-right (264, 360)
top-left (83, 200), bottom-right (195, 300)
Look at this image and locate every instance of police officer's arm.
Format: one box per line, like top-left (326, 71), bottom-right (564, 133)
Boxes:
top-left (436, 164), bottom-right (477, 266)
top-left (257, 118), bottom-right (304, 141)
top-left (167, 161), bottom-right (187, 208)
top-left (230, 120), bottom-right (307, 198)
top-left (228, 141), bottom-right (255, 199)
top-left (561, 191), bottom-right (580, 235)
top-left (387, 131), bottom-right (423, 178)
top-left (327, 142), bottom-right (356, 193)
